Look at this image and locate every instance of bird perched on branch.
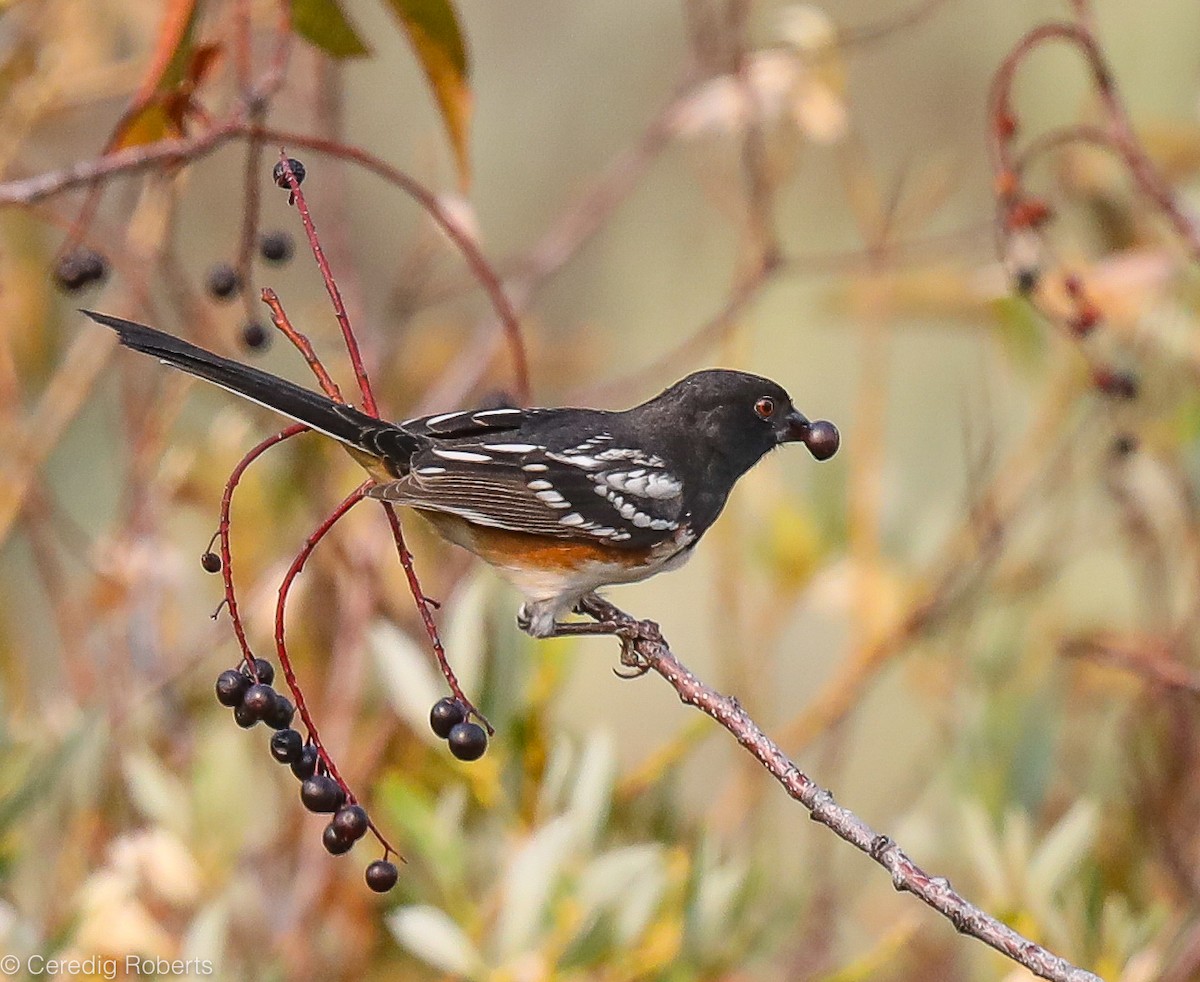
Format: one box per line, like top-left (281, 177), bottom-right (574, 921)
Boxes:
top-left (85, 311), bottom-right (839, 638)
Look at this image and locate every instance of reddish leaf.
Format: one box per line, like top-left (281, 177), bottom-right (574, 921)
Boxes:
top-left (108, 0), bottom-right (202, 149)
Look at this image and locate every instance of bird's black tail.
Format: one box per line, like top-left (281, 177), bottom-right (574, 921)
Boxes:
top-left (84, 310), bottom-right (420, 468)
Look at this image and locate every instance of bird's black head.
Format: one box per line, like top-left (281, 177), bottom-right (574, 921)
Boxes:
top-left (638, 369), bottom-right (839, 477)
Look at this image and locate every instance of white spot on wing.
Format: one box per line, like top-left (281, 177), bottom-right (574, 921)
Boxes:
top-left (559, 512), bottom-right (586, 526)
top-left (481, 443), bottom-right (541, 453)
top-left (473, 408), bottom-right (522, 419)
top-left (643, 473), bottom-right (682, 499)
top-left (415, 466), bottom-right (447, 476)
top-left (425, 411), bottom-right (466, 426)
top-left (433, 448), bottom-right (493, 463)
top-left (523, 463), bottom-right (549, 472)
top-left (535, 489), bottom-right (571, 509)
top-left (526, 480), bottom-right (552, 491)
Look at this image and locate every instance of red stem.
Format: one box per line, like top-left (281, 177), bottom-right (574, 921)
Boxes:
top-left (218, 424), bottom-right (308, 672)
top-left (275, 152), bottom-right (379, 417)
top-left (272, 481), bottom-right (401, 858)
top-left (381, 503), bottom-right (492, 733)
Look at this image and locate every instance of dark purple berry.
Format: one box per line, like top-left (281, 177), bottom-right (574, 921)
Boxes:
top-left (1094, 369), bottom-right (1138, 401)
top-left (54, 255), bottom-right (89, 292)
top-left (323, 823), bottom-right (354, 855)
top-left (1014, 267), bottom-right (1039, 295)
top-left (215, 669), bottom-right (250, 707)
top-left (1112, 433), bottom-right (1138, 457)
top-left (241, 321), bottom-right (270, 350)
top-left (301, 774), bottom-right (345, 813)
top-left (206, 263), bottom-right (240, 301)
top-left (447, 721), bottom-right (488, 761)
top-left (200, 551), bottom-right (222, 573)
top-left (241, 657), bottom-right (275, 686)
top-left (273, 158), bottom-right (306, 189)
top-left (54, 248), bottom-right (107, 292)
top-left (241, 683), bottom-right (276, 720)
top-left (331, 804), bottom-right (369, 842)
top-left (291, 744), bottom-right (319, 780)
top-left (802, 420), bottom-right (840, 461)
top-left (259, 231), bottom-right (294, 264)
top-left (264, 693), bottom-right (295, 730)
top-left (79, 250), bottom-right (107, 284)
top-left (429, 698), bottom-right (467, 739)
top-left (233, 702), bottom-right (259, 728)
top-left (365, 859), bottom-right (398, 892)
top-left (270, 728), bottom-right (303, 763)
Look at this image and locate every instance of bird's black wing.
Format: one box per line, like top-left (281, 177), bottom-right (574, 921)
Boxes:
top-left (366, 427), bottom-right (689, 549)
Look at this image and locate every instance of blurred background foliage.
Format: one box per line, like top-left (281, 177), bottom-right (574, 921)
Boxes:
top-left (2, 0), bottom-right (1200, 979)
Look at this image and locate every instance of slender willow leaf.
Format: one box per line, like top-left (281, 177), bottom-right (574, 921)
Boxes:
top-left (292, 0), bottom-right (371, 59)
top-left (382, 0), bottom-right (473, 187)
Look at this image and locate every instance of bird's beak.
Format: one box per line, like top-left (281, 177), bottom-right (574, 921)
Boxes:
top-left (780, 410), bottom-right (811, 444)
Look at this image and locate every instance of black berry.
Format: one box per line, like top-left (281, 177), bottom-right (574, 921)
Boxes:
top-left (1014, 267), bottom-right (1039, 295)
top-left (241, 321), bottom-right (270, 350)
top-left (270, 728), bottom-right (303, 764)
top-left (803, 420), bottom-right (840, 461)
top-left (273, 158), bottom-right (306, 189)
top-left (200, 551), bottom-right (222, 573)
top-left (233, 702), bottom-right (259, 728)
top-left (264, 692), bottom-right (295, 730)
top-left (215, 669), bottom-right (250, 707)
top-left (1094, 369), bottom-right (1138, 401)
top-left (206, 263), bottom-right (240, 301)
top-left (429, 698), bottom-right (467, 739)
top-left (1112, 433), bottom-right (1138, 457)
top-left (331, 804), bottom-right (369, 842)
top-left (365, 859), bottom-right (399, 892)
top-left (323, 823), bottom-right (354, 855)
top-left (54, 248), bottom-right (107, 292)
top-left (259, 231), bottom-right (294, 264)
top-left (241, 657), bottom-right (275, 686)
top-left (447, 721), bottom-right (488, 761)
top-left (241, 683), bottom-right (276, 720)
top-left (291, 744), bottom-right (319, 780)
top-left (301, 774), bottom-right (345, 813)
top-left (79, 249), bottom-right (107, 284)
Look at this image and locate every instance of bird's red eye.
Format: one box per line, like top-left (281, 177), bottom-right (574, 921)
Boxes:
top-left (754, 397), bottom-right (775, 419)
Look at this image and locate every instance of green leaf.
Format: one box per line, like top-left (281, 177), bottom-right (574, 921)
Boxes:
top-left (382, 0), bottom-right (473, 187)
top-left (292, 0), bottom-right (371, 59)
top-left (990, 295), bottom-right (1046, 370)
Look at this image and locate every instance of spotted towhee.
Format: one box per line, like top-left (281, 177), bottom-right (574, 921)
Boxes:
top-left (85, 311), bottom-right (839, 638)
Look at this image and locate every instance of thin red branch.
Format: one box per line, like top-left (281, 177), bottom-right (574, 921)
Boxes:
top-left (0, 124), bottom-right (529, 403)
top-left (260, 288), bottom-right (344, 402)
top-left (380, 502), bottom-right (491, 733)
top-left (269, 158), bottom-right (488, 726)
top-left (263, 131), bottom-right (530, 404)
top-left (274, 152), bottom-right (378, 416)
top-left (272, 481), bottom-right (401, 858)
top-left (989, 20), bottom-right (1200, 261)
top-left (218, 424), bottom-right (308, 671)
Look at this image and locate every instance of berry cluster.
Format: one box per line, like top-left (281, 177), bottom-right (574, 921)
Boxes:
top-left (53, 248), bottom-right (108, 292)
top-left (213, 656), bottom-right (398, 892)
top-left (204, 227), bottom-right (295, 353)
top-left (429, 698), bottom-right (488, 761)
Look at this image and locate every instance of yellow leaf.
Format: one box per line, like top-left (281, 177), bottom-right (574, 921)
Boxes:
top-left (383, 0), bottom-right (473, 189)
